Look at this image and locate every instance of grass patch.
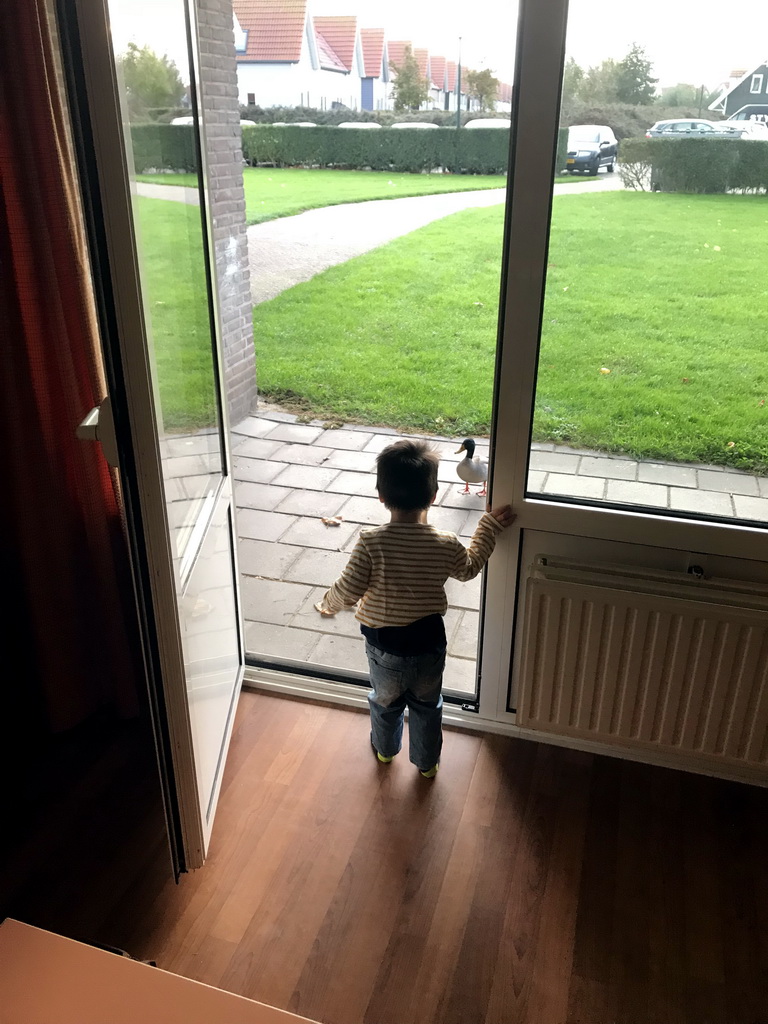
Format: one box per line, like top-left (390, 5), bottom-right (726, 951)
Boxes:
top-left (137, 167), bottom-right (506, 224)
top-left (254, 192), bottom-right (768, 471)
top-left (137, 196), bottom-right (218, 431)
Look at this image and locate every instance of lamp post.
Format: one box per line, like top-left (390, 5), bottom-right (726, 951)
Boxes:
top-left (456, 36), bottom-right (462, 129)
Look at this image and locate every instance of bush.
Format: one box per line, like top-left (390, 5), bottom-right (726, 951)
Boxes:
top-left (618, 137), bottom-right (768, 193)
top-left (238, 105), bottom-right (503, 129)
top-left (241, 124), bottom-right (511, 174)
top-left (559, 101), bottom-right (726, 142)
top-left (130, 124), bottom-right (197, 172)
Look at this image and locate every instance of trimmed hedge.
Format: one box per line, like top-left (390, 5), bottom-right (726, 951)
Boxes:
top-left (130, 124), bottom-right (197, 173)
top-left (619, 136), bottom-right (768, 193)
top-left (241, 124), bottom-right (511, 174)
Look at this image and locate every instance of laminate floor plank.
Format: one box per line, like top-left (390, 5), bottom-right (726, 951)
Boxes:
top-left (75, 692), bottom-right (768, 1024)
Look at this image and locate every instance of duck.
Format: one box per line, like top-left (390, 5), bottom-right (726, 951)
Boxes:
top-left (455, 438), bottom-right (488, 496)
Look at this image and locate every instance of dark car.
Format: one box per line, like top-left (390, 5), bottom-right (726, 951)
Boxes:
top-left (565, 124), bottom-right (618, 175)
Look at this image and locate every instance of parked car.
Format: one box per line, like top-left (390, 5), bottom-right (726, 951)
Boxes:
top-left (645, 118), bottom-right (743, 138)
top-left (722, 118), bottom-right (768, 138)
top-left (390, 122), bottom-right (439, 129)
top-left (464, 118), bottom-right (510, 129)
top-left (565, 124), bottom-right (618, 175)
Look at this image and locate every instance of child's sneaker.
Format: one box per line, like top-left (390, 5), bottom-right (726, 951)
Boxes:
top-left (377, 751), bottom-right (394, 764)
top-left (420, 764), bottom-right (439, 779)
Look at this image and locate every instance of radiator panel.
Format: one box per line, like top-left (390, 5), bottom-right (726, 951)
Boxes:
top-left (518, 572), bottom-right (768, 769)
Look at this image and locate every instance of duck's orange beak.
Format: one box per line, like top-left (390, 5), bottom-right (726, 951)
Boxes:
top-left (455, 444), bottom-right (466, 454)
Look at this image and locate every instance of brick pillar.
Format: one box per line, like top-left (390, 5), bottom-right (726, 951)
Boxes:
top-left (196, 0), bottom-right (257, 425)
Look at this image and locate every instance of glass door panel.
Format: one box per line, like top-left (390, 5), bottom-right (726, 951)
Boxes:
top-left (527, 0), bottom-right (768, 526)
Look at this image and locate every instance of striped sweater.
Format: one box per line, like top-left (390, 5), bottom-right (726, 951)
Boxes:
top-left (319, 512), bottom-right (503, 627)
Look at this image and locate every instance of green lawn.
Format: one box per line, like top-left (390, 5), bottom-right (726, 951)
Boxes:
top-left (137, 167), bottom-right (507, 225)
top-left (137, 197), bottom-right (218, 430)
top-left (253, 192), bottom-right (768, 471)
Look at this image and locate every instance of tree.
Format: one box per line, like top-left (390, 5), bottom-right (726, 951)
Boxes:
top-left (562, 57), bottom-right (584, 101)
top-left (118, 43), bottom-right (185, 117)
top-left (615, 43), bottom-right (657, 105)
top-left (580, 59), bottom-right (621, 103)
top-left (466, 68), bottom-right (499, 111)
top-left (389, 44), bottom-right (429, 112)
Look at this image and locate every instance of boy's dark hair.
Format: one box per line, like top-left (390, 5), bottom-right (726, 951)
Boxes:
top-left (376, 439), bottom-right (439, 511)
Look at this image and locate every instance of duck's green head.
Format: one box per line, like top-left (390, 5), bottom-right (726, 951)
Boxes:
top-left (455, 438), bottom-right (476, 457)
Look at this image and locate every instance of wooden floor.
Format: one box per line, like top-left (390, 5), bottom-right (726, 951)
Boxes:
top-left (106, 692), bottom-right (768, 1024)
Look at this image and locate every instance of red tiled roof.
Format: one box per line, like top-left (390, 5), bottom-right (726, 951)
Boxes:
top-left (315, 29), bottom-right (346, 72)
top-left (387, 40), bottom-right (412, 71)
top-left (360, 27), bottom-right (385, 78)
top-left (233, 0), bottom-right (307, 62)
top-left (413, 47), bottom-right (429, 80)
top-left (430, 55), bottom-right (446, 89)
top-left (445, 60), bottom-right (457, 92)
top-left (313, 16), bottom-right (357, 72)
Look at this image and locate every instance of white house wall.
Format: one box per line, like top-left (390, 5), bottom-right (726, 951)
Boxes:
top-left (238, 61), bottom-right (360, 109)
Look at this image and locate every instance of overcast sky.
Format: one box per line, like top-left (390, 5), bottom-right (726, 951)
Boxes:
top-left (113, 0), bottom-right (767, 92)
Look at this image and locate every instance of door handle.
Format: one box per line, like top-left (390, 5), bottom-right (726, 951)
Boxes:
top-left (76, 395), bottom-right (119, 468)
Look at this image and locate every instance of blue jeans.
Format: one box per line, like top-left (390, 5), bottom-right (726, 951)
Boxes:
top-left (365, 640), bottom-right (445, 771)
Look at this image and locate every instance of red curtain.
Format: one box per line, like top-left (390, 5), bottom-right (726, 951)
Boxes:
top-left (0, 1), bottom-right (141, 732)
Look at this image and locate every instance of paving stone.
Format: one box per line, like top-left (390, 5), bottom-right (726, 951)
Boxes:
top-left (759, 477), bottom-right (768, 499)
top-left (274, 489), bottom-right (348, 519)
top-left (270, 464), bottom-right (341, 491)
top-left (232, 416), bottom-right (279, 439)
top-left (362, 433), bottom-right (407, 453)
top-left (311, 633), bottom-right (368, 674)
top-left (580, 456), bottom-right (638, 481)
top-left (732, 494), bottom-right (768, 522)
top-left (669, 488), bottom-right (734, 517)
top-left (280, 516), bottom-right (358, 550)
top-left (529, 451), bottom-right (581, 474)
top-left (232, 436), bottom-right (284, 459)
top-left (283, 548), bottom-right (350, 587)
top-left (431, 506), bottom-right (471, 534)
top-left (444, 573), bottom-right (481, 610)
top-left (181, 474), bottom-right (213, 500)
top-left (166, 434), bottom-right (218, 457)
top-left (232, 457), bottom-right (287, 484)
top-left (162, 454), bottom-right (208, 478)
top-left (638, 463), bottom-right (696, 487)
top-left (449, 610), bottom-right (480, 660)
top-left (336, 495), bottom-right (388, 526)
top-left (554, 445), bottom-right (599, 457)
top-left (606, 480), bottom-right (668, 507)
top-left (326, 470), bottom-right (378, 497)
top-left (322, 449), bottom-right (378, 472)
top-left (254, 410), bottom-right (298, 423)
top-left (443, 657), bottom-right (477, 696)
top-left (530, 442), bottom-right (555, 452)
top-left (314, 428), bottom-right (373, 450)
top-left (237, 508), bottom-right (296, 542)
top-left (291, 588), bottom-right (362, 637)
top-left (268, 443), bottom-right (333, 467)
top-left (238, 538), bottom-right (303, 579)
top-left (163, 477), bottom-right (185, 502)
top-left (440, 487), bottom-right (487, 510)
top-left (263, 422), bottom-right (324, 444)
top-left (234, 481), bottom-right (292, 511)
top-left (544, 473), bottom-right (606, 500)
top-left (240, 578), bottom-right (313, 625)
top-left (698, 470), bottom-right (759, 496)
top-left (526, 470), bottom-right (547, 492)
top-left (167, 499), bottom-right (196, 530)
top-left (244, 621), bottom-right (320, 661)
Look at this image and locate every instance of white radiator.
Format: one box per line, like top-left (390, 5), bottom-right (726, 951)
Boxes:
top-left (517, 556), bottom-right (768, 770)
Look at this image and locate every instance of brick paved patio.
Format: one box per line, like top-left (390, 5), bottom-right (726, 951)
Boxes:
top-left (222, 408), bottom-right (768, 697)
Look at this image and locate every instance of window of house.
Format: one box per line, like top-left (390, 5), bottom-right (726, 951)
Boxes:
top-left (751, 74), bottom-right (763, 93)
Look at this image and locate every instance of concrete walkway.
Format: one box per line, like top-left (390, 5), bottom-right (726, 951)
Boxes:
top-left (246, 174), bottom-right (622, 303)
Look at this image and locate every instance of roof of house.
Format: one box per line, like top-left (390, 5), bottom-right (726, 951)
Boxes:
top-left (313, 16), bottom-right (357, 72)
top-left (445, 60), bottom-right (457, 92)
top-left (413, 47), bottom-right (429, 79)
top-left (233, 0), bottom-right (307, 62)
top-left (430, 55), bottom-right (446, 89)
top-left (709, 59), bottom-right (768, 110)
top-left (387, 40), bottom-right (412, 71)
top-left (360, 27), bottom-right (386, 78)
top-left (315, 29), bottom-right (347, 72)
